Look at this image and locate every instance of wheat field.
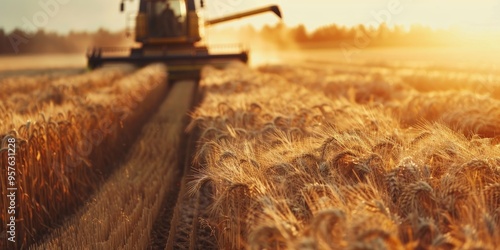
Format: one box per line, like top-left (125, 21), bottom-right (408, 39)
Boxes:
top-left (186, 58), bottom-right (500, 249)
top-left (32, 81), bottom-right (195, 249)
top-left (0, 49), bottom-right (499, 249)
top-left (0, 64), bottom-right (169, 248)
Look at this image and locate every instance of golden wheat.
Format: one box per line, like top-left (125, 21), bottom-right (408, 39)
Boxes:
top-left (0, 64), bottom-right (166, 248)
top-left (2, 48), bottom-right (500, 249)
top-left (33, 79), bottom-right (192, 249)
top-left (185, 61), bottom-right (500, 249)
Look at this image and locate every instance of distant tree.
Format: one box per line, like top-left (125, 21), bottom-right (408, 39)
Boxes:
top-left (311, 24), bottom-right (338, 42)
top-left (0, 28), bottom-right (7, 54)
top-left (389, 24), bottom-right (404, 46)
top-left (356, 24), bottom-right (368, 35)
top-left (375, 23), bottom-right (390, 44)
top-left (290, 24), bottom-right (309, 43)
top-left (406, 24), bottom-right (437, 45)
top-left (6, 29), bottom-right (31, 54)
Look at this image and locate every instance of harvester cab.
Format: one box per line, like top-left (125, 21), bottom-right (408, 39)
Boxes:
top-left (132, 0), bottom-right (204, 50)
top-left (87, 0), bottom-right (282, 78)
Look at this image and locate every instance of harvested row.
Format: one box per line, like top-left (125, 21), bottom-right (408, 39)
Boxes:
top-left (33, 80), bottom-right (195, 249)
top-left (0, 64), bottom-right (168, 248)
top-left (186, 63), bottom-right (500, 249)
top-left (165, 124), bottom-right (217, 250)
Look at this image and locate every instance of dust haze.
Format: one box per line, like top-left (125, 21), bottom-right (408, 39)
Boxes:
top-left (204, 24), bottom-right (304, 66)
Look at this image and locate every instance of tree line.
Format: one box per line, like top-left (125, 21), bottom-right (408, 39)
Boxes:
top-left (0, 23), bottom-right (469, 55)
top-left (248, 23), bottom-right (459, 49)
top-left (0, 28), bottom-right (132, 55)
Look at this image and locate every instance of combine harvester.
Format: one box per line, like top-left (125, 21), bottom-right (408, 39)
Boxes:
top-left (87, 0), bottom-right (281, 78)
top-left (86, 0), bottom-right (281, 248)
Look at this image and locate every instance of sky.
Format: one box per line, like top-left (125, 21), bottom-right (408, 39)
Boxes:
top-left (1, 0), bottom-right (500, 34)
